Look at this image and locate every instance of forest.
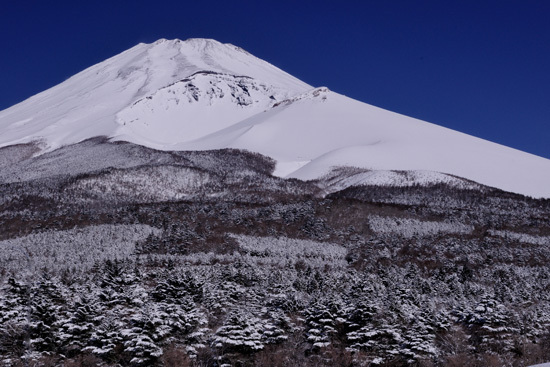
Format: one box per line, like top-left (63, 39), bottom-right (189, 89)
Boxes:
top-left (1, 140), bottom-right (549, 366)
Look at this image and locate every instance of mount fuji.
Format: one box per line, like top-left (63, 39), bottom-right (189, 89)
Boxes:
top-left (1, 38), bottom-right (549, 198)
top-left (3, 38), bottom-right (550, 367)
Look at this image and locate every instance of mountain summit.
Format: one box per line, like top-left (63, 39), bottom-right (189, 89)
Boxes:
top-left (1, 38), bottom-right (549, 198)
top-left (0, 38), bottom-right (309, 150)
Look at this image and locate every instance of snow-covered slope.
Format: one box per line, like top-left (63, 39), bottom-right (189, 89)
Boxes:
top-left (183, 87), bottom-right (550, 198)
top-left (1, 38), bottom-right (549, 198)
top-left (0, 38), bottom-right (310, 151)
top-left (115, 71), bottom-right (295, 146)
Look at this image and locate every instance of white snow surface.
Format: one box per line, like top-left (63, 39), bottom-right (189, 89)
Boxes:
top-left (0, 224), bottom-right (159, 278)
top-left (312, 166), bottom-right (482, 194)
top-left (0, 38), bottom-right (310, 151)
top-left (368, 216), bottom-right (474, 238)
top-left (1, 38), bottom-right (550, 198)
top-left (184, 88), bottom-right (550, 198)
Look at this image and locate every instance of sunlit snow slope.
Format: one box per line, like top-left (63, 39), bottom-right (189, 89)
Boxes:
top-left (1, 38), bottom-right (549, 198)
top-left (185, 88), bottom-right (550, 198)
top-left (0, 38), bottom-right (310, 150)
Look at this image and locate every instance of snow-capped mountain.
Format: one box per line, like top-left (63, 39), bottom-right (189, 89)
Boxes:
top-left (1, 38), bottom-right (549, 198)
top-left (0, 38), bottom-right (309, 150)
top-left (3, 39), bottom-right (550, 367)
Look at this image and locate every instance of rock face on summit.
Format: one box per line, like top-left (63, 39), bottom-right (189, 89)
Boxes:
top-left (1, 37), bottom-right (549, 198)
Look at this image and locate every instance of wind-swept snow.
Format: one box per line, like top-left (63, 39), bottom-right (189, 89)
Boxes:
top-left (0, 38), bottom-right (549, 198)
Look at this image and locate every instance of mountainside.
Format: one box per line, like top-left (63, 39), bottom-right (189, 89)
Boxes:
top-left (1, 138), bottom-right (550, 367)
top-left (0, 38), bottom-right (309, 151)
top-left (1, 38), bottom-right (550, 367)
top-left (0, 38), bottom-right (549, 198)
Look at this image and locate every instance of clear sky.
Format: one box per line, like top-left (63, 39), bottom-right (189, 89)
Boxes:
top-left (1, 0), bottom-right (549, 159)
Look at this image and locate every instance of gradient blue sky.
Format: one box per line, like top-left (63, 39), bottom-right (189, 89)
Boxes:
top-left (1, 0), bottom-right (549, 159)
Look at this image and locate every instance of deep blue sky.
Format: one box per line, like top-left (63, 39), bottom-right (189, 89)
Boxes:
top-left (1, 1), bottom-right (549, 159)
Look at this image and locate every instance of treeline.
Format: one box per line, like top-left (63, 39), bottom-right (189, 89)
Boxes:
top-left (2, 250), bottom-right (550, 366)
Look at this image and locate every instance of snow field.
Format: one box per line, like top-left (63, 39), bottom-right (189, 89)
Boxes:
top-left (0, 224), bottom-right (160, 278)
top-left (138, 235), bottom-right (348, 271)
top-left (69, 166), bottom-right (211, 202)
top-left (489, 230), bottom-right (550, 246)
top-left (368, 216), bottom-right (474, 238)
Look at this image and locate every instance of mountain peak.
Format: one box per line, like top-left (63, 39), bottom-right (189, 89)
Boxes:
top-left (146, 38), bottom-right (255, 60)
top-left (0, 37), bottom-right (311, 153)
top-left (125, 37), bottom-right (311, 94)
top-left (151, 37), bottom-right (221, 48)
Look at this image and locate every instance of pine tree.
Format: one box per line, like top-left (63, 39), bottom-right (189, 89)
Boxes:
top-left (27, 278), bottom-right (66, 354)
top-left (214, 311), bottom-right (266, 354)
top-left (57, 293), bottom-right (104, 357)
top-left (0, 278), bottom-right (31, 361)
